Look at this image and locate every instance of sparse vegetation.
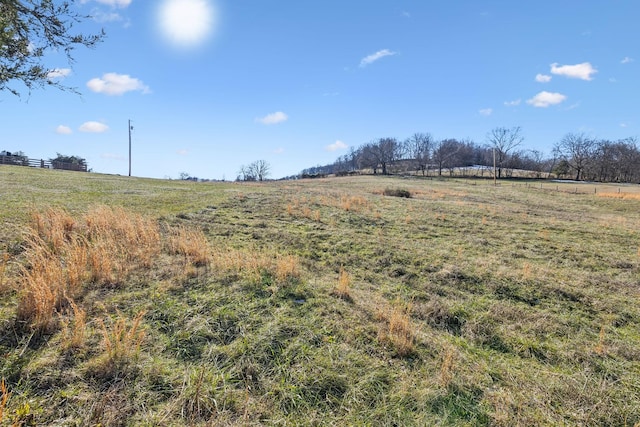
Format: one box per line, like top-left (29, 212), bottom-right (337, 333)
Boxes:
top-left (384, 187), bottom-right (412, 198)
top-left (1, 165), bottom-right (640, 425)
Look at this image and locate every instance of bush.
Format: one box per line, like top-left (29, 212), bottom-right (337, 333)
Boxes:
top-left (383, 188), bottom-right (412, 198)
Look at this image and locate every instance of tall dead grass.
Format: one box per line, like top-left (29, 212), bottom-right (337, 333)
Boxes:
top-left (332, 267), bottom-right (352, 301)
top-left (16, 206), bottom-right (161, 332)
top-left (89, 310), bottom-right (146, 378)
top-left (210, 247), bottom-right (301, 284)
top-left (0, 378), bottom-right (9, 423)
top-left (169, 226), bottom-right (211, 266)
top-left (378, 301), bottom-right (415, 357)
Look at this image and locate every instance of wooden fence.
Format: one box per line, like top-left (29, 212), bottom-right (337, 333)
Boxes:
top-left (0, 155), bottom-right (87, 172)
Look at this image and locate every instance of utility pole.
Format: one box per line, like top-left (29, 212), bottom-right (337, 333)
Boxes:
top-left (493, 147), bottom-right (497, 186)
top-left (128, 119), bottom-right (132, 177)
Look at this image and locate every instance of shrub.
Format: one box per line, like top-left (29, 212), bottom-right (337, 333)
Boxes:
top-left (383, 188), bottom-right (412, 198)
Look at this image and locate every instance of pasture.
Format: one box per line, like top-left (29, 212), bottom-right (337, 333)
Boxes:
top-left (1, 165), bottom-right (639, 426)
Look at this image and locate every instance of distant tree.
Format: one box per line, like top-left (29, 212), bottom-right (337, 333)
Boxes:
top-left (404, 132), bottom-right (434, 175)
top-left (1, 1), bottom-right (104, 96)
top-left (250, 160), bottom-right (271, 181)
top-left (432, 139), bottom-right (460, 176)
top-left (364, 137), bottom-right (400, 175)
top-left (554, 133), bottom-right (597, 181)
top-left (552, 159), bottom-right (571, 179)
top-left (238, 160), bottom-right (271, 182)
top-left (486, 126), bottom-right (524, 179)
top-left (50, 153), bottom-right (86, 170)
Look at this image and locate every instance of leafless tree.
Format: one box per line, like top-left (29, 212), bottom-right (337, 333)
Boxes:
top-left (554, 133), bottom-right (597, 181)
top-left (432, 139), bottom-right (461, 176)
top-left (486, 126), bottom-right (524, 178)
top-left (404, 133), bottom-right (434, 175)
top-left (248, 160), bottom-right (271, 181)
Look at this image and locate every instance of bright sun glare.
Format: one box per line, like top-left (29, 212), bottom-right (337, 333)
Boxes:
top-left (158, 0), bottom-right (216, 48)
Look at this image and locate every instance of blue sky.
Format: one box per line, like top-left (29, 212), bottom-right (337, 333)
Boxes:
top-left (3, 0), bottom-right (639, 179)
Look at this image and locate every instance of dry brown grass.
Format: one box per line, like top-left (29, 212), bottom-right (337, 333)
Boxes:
top-left (0, 253), bottom-right (10, 292)
top-left (62, 298), bottom-right (87, 350)
top-left (597, 192), bottom-right (640, 200)
top-left (211, 246), bottom-right (301, 285)
top-left (439, 346), bottom-right (456, 387)
top-left (96, 310), bottom-right (146, 371)
top-left (0, 378), bottom-right (8, 423)
top-left (332, 267), bottom-right (351, 301)
top-left (16, 235), bottom-right (68, 332)
top-left (275, 255), bottom-right (300, 283)
top-left (169, 226), bottom-right (211, 267)
top-left (379, 302), bottom-right (415, 357)
top-left (31, 208), bottom-right (76, 254)
top-left (16, 206), bottom-right (163, 332)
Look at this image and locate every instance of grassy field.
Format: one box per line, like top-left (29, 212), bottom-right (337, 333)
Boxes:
top-left (1, 165), bottom-right (639, 426)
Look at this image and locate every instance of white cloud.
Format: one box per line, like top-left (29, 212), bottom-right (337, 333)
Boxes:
top-left (273, 147), bottom-right (285, 154)
top-left (47, 68), bottom-right (72, 79)
top-left (79, 121), bottom-right (109, 133)
top-left (550, 62), bottom-right (597, 81)
top-left (87, 73), bottom-right (150, 96)
top-left (256, 111), bottom-right (288, 125)
top-left (479, 108), bottom-right (493, 116)
top-left (55, 125), bottom-right (73, 135)
top-left (504, 99), bottom-right (521, 107)
top-left (360, 49), bottom-right (397, 67)
top-left (620, 122), bottom-right (628, 128)
top-left (326, 140), bottom-right (348, 152)
top-left (177, 149), bottom-right (189, 156)
top-left (535, 73), bottom-right (552, 83)
top-left (526, 91), bottom-right (567, 108)
top-left (91, 10), bottom-right (125, 23)
top-left (621, 57), bottom-right (634, 64)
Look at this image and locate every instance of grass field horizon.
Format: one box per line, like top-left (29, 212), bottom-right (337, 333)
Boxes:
top-left (1, 165), bottom-right (639, 426)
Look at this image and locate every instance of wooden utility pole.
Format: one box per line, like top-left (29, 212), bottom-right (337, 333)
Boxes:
top-left (493, 147), bottom-right (497, 186)
top-left (128, 119), bottom-right (132, 177)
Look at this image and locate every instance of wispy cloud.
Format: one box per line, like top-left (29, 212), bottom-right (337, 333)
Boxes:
top-left (79, 121), bottom-right (109, 133)
top-left (526, 91), bottom-right (567, 108)
top-left (273, 147), bottom-right (285, 154)
top-left (326, 140), bottom-right (348, 152)
top-left (504, 99), bottom-right (521, 107)
top-left (47, 68), bottom-right (72, 80)
top-left (176, 149), bottom-right (189, 156)
top-left (87, 73), bottom-right (150, 96)
top-left (621, 57), bottom-right (634, 64)
top-left (55, 125), bottom-right (73, 135)
top-left (479, 108), bottom-right (493, 116)
top-left (360, 49), bottom-right (397, 67)
top-left (550, 62), bottom-right (597, 81)
top-left (91, 9), bottom-right (127, 24)
top-left (535, 73), bottom-right (552, 83)
top-left (256, 111), bottom-right (288, 125)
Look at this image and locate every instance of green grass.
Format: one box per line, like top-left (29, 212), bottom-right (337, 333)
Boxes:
top-left (1, 165), bottom-right (640, 426)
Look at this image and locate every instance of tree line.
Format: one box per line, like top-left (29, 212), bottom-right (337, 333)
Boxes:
top-left (301, 127), bottom-right (640, 183)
